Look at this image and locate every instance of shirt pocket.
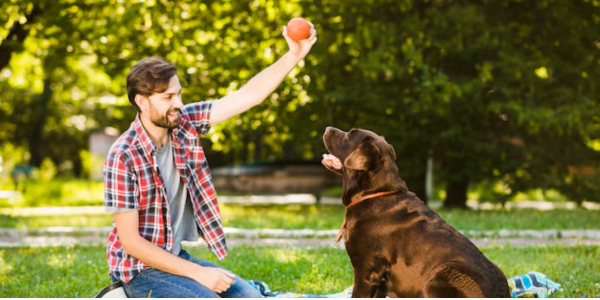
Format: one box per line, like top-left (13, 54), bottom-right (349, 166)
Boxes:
top-left (185, 136), bottom-right (205, 171)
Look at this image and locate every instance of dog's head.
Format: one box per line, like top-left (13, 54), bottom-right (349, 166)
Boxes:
top-left (323, 126), bottom-right (407, 205)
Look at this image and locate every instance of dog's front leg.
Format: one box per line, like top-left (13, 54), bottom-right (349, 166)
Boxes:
top-left (352, 268), bottom-right (386, 298)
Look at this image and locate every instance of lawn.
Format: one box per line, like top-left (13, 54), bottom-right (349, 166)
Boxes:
top-left (1, 205), bottom-right (599, 232)
top-left (222, 206), bottom-right (600, 231)
top-left (1, 200), bottom-right (598, 298)
top-left (0, 180), bottom-right (105, 208)
top-left (0, 244), bottom-right (598, 298)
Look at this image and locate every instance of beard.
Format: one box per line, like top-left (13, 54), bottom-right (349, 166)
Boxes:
top-left (149, 107), bottom-right (181, 129)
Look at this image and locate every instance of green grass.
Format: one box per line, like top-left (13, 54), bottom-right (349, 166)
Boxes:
top-left (436, 209), bottom-right (600, 231)
top-left (222, 206), bottom-right (600, 231)
top-left (221, 205), bottom-right (346, 230)
top-left (1, 205), bottom-right (599, 231)
top-left (0, 177), bottom-right (584, 210)
top-left (0, 213), bottom-right (114, 229)
top-left (484, 245), bottom-right (600, 298)
top-left (0, 244), bottom-right (598, 297)
top-left (0, 179), bottom-right (105, 208)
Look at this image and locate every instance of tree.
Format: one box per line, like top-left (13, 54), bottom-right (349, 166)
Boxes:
top-left (0, 1), bottom-right (42, 71)
top-left (1, 0), bottom-right (599, 210)
top-left (298, 0), bottom-right (600, 208)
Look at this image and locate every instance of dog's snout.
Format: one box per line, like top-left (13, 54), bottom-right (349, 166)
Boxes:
top-left (324, 126), bottom-right (333, 135)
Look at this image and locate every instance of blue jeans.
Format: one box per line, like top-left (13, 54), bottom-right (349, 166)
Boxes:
top-left (114, 250), bottom-right (263, 298)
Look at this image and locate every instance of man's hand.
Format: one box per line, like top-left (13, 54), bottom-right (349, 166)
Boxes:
top-left (114, 211), bottom-right (237, 294)
top-left (283, 24), bottom-right (317, 60)
top-left (189, 266), bottom-right (237, 294)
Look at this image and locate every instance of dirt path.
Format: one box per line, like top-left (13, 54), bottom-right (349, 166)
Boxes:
top-left (1, 232), bottom-right (599, 248)
top-left (1, 198), bottom-right (599, 216)
top-left (1, 201), bottom-right (598, 248)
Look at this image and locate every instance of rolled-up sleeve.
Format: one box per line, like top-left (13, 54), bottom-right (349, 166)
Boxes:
top-left (180, 101), bottom-right (214, 135)
top-left (103, 152), bottom-right (138, 211)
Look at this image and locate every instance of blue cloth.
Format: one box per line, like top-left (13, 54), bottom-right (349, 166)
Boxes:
top-left (248, 280), bottom-right (352, 298)
top-left (507, 271), bottom-right (562, 298)
top-left (249, 271), bottom-right (562, 298)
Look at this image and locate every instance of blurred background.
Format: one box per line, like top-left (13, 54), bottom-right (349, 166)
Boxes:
top-left (1, 0), bottom-right (600, 209)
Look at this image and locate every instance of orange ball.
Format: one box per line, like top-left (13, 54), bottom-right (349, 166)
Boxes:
top-left (287, 18), bottom-right (313, 41)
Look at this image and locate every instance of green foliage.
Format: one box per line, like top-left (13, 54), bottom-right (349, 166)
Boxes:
top-left (0, 244), bottom-right (598, 297)
top-left (1, 0), bottom-right (599, 206)
top-left (512, 189), bottom-right (569, 203)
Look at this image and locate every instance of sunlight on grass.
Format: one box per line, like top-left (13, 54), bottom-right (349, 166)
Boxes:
top-left (0, 214), bottom-right (114, 229)
top-left (438, 209), bottom-right (600, 231)
top-left (0, 251), bottom-right (11, 276)
top-left (273, 249), bottom-right (301, 264)
top-left (0, 180), bottom-right (104, 208)
top-left (0, 205), bottom-right (598, 231)
top-left (189, 245), bottom-right (355, 295)
top-left (1, 244), bottom-right (598, 297)
top-left (220, 204), bottom-right (346, 230)
top-left (47, 252), bottom-right (76, 269)
top-left (482, 246), bottom-right (600, 298)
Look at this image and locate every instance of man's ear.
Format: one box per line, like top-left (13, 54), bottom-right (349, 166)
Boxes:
top-left (135, 94), bottom-right (147, 111)
top-left (344, 136), bottom-right (380, 171)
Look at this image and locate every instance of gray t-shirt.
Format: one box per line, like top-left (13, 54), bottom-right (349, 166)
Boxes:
top-left (107, 136), bottom-right (199, 256)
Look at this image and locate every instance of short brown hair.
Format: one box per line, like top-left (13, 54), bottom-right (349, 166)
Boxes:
top-left (126, 57), bottom-right (178, 111)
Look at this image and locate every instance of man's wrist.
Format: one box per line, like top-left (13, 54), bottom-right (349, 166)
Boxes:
top-left (181, 259), bottom-right (204, 278)
top-left (283, 51), bottom-right (303, 64)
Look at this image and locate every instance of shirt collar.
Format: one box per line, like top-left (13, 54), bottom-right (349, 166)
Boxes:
top-left (133, 114), bottom-right (158, 156)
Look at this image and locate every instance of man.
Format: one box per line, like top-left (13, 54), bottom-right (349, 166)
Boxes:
top-left (103, 26), bottom-right (317, 298)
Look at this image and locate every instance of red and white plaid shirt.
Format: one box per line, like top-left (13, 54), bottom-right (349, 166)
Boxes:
top-left (103, 101), bottom-right (226, 284)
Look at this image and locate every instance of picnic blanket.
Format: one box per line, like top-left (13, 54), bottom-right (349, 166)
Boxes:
top-left (507, 271), bottom-right (562, 298)
top-left (248, 271), bottom-right (562, 298)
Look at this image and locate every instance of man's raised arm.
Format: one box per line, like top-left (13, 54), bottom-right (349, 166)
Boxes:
top-left (209, 26), bottom-right (317, 126)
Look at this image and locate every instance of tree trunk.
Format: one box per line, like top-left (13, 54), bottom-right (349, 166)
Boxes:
top-left (404, 172), bottom-right (428, 205)
top-left (239, 134), bottom-right (250, 164)
top-left (72, 139), bottom-right (83, 177)
top-left (73, 156), bottom-right (83, 177)
top-left (442, 156), bottom-right (470, 209)
top-left (253, 133), bottom-right (262, 162)
top-left (444, 178), bottom-right (469, 209)
top-left (28, 78), bottom-right (52, 168)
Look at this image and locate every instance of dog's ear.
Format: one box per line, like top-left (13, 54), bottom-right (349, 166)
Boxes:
top-left (344, 136), bottom-right (380, 171)
top-left (388, 143), bottom-right (396, 161)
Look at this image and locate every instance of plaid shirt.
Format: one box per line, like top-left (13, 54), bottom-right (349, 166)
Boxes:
top-left (103, 101), bottom-right (226, 284)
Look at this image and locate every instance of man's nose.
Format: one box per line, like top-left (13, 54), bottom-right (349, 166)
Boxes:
top-left (173, 95), bottom-right (184, 109)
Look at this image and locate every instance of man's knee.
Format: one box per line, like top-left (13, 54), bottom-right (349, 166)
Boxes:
top-left (127, 271), bottom-right (220, 298)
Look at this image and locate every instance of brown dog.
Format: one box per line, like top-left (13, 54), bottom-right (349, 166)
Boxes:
top-left (322, 126), bottom-right (510, 298)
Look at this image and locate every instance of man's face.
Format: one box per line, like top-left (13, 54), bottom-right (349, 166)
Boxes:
top-left (147, 75), bottom-right (183, 129)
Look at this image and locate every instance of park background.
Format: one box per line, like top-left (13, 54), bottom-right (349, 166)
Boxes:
top-left (0, 0), bottom-right (599, 297)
